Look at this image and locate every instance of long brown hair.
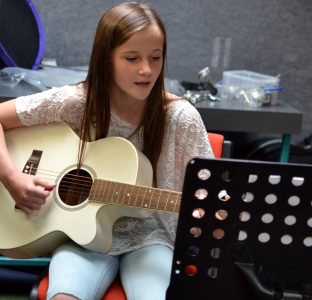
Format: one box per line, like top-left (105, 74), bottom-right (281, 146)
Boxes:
top-left (79, 2), bottom-right (168, 185)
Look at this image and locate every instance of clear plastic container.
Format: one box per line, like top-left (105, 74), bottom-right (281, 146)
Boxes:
top-left (221, 70), bottom-right (280, 106)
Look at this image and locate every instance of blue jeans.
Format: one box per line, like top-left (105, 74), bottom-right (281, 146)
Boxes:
top-left (47, 243), bottom-right (173, 300)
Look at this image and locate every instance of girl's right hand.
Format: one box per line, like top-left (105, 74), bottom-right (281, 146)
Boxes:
top-left (2, 169), bottom-right (56, 215)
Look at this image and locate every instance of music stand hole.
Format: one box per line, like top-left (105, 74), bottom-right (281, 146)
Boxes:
top-left (239, 211), bottom-right (251, 222)
top-left (258, 232), bottom-right (270, 243)
top-left (285, 215), bottom-right (297, 226)
top-left (197, 169), bottom-right (211, 180)
top-left (242, 192), bottom-right (254, 203)
top-left (212, 228), bottom-right (225, 239)
top-left (195, 189), bottom-right (208, 200)
top-left (238, 230), bottom-right (248, 241)
top-left (268, 175), bottom-right (281, 185)
top-left (222, 170), bottom-right (232, 182)
top-left (207, 267), bottom-right (218, 279)
top-left (292, 176), bottom-right (304, 186)
top-left (288, 195), bottom-right (300, 206)
top-left (190, 226), bottom-right (202, 238)
top-left (248, 174), bottom-right (258, 183)
top-left (265, 194), bottom-right (277, 205)
top-left (218, 190), bottom-right (231, 201)
top-left (281, 234), bottom-right (293, 245)
top-left (215, 209), bottom-right (228, 221)
top-left (307, 218), bottom-right (312, 228)
top-left (192, 208), bottom-right (205, 219)
top-left (210, 247), bottom-right (221, 259)
top-left (303, 237), bottom-right (312, 247)
top-left (187, 245), bottom-right (200, 257)
top-left (261, 213), bottom-right (274, 224)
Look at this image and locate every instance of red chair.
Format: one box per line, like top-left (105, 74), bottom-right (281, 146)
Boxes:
top-left (208, 132), bottom-right (224, 158)
top-left (34, 273), bottom-right (126, 300)
top-left (31, 132), bottom-right (226, 300)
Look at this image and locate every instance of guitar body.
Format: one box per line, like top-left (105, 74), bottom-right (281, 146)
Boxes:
top-left (0, 123), bottom-right (153, 258)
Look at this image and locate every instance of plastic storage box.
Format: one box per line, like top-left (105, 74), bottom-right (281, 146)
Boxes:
top-left (221, 70), bottom-right (280, 106)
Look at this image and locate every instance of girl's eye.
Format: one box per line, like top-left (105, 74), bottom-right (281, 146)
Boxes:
top-left (126, 57), bottom-right (138, 62)
top-left (152, 57), bottom-right (161, 61)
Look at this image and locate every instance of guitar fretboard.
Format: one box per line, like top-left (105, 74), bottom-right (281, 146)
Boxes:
top-left (89, 179), bottom-right (181, 213)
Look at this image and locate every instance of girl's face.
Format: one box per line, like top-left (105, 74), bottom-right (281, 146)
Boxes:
top-left (112, 25), bottom-right (164, 103)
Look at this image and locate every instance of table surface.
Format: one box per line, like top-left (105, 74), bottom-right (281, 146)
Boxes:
top-left (195, 99), bottom-right (303, 134)
top-left (0, 81), bottom-right (41, 102)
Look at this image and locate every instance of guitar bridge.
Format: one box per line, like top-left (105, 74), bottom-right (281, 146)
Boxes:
top-left (23, 149), bottom-right (43, 176)
top-left (14, 150), bottom-right (43, 210)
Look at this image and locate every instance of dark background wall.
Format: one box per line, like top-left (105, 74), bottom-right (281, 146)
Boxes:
top-left (32, 0), bottom-right (312, 143)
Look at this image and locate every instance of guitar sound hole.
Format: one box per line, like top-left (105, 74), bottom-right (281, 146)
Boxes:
top-left (58, 169), bottom-right (93, 206)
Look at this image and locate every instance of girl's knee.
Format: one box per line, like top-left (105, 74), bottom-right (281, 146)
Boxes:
top-left (50, 293), bottom-right (80, 300)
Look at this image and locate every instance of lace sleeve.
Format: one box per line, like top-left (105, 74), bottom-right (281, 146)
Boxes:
top-left (15, 84), bottom-right (86, 130)
top-left (173, 101), bottom-right (214, 190)
top-left (158, 100), bottom-right (214, 193)
top-left (156, 100), bottom-right (214, 242)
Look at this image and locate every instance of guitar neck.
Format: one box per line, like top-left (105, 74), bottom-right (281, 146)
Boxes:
top-left (89, 179), bottom-right (181, 213)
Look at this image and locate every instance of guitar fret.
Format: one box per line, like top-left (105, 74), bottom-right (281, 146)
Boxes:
top-left (155, 190), bottom-right (165, 211)
top-left (155, 189), bottom-right (161, 209)
top-left (107, 181), bottom-right (116, 203)
top-left (116, 182), bottom-right (122, 203)
top-left (129, 184), bottom-right (137, 206)
top-left (111, 181), bottom-right (119, 203)
top-left (140, 186), bottom-right (149, 208)
top-left (115, 181), bottom-right (124, 205)
top-left (89, 179), bottom-right (181, 213)
top-left (112, 182), bottom-right (119, 201)
top-left (146, 188), bottom-right (155, 209)
top-left (128, 185), bottom-right (136, 206)
top-left (135, 186), bottom-right (143, 208)
top-left (123, 183), bottom-right (132, 206)
top-left (97, 180), bottom-right (104, 202)
top-left (165, 191), bottom-right (170, 211)
top-left (113, 182), bottom-right (119, 200)
top-left (117, 183), bottom-right (127, 205)
top-left (147, 188), bottom-right (158, 210)
top-left (165, 191), bottom-right (175, 212)
top-left (175, 193), bottom-right (180, 212)
top-left (123, 184), bottom-right (130, 205)
top-left (142, 187), bottom-right (148, 208)
top-left (100, 180), bottom-right (107, 203)
top-left (104, 181), bottom-right (112, 203)
top-left (89, 179), bottom-right (99, 202)
top-left (106, 181), bottom-right (113, 201)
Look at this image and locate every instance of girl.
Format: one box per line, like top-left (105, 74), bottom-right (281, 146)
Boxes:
top-left (0, 2), bottom-right (213, 299)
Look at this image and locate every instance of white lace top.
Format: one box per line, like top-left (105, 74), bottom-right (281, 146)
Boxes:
top-left (15, 83), bottom-right (214, 255)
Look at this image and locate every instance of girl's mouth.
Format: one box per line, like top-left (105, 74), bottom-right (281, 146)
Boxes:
top-left (135, 82), bottom-right (150, 87)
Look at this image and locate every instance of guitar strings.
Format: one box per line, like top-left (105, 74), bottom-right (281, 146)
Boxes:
top-left (25, 167), bottom-right (95, 195)
top-left (29, 167), bottom-right (90, 182)
top-left (22, 167), bottom-right (181, 209)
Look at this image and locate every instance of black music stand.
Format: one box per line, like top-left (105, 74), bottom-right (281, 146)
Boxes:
top-left (166, 158), bottom-right (312, 300)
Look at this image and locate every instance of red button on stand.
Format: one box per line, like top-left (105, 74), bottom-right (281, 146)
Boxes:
top-left (185, 264), bottom-right (198, 276)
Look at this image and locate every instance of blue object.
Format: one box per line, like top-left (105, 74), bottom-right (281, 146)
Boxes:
top-left (0, 0), bottom-right (45, 70)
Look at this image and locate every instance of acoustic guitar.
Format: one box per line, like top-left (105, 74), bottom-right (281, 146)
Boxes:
top-left (0, 123), bottom-right (181, 259)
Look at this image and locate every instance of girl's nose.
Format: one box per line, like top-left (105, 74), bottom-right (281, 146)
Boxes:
top-left (138, 59), bottom-right (152, 75)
